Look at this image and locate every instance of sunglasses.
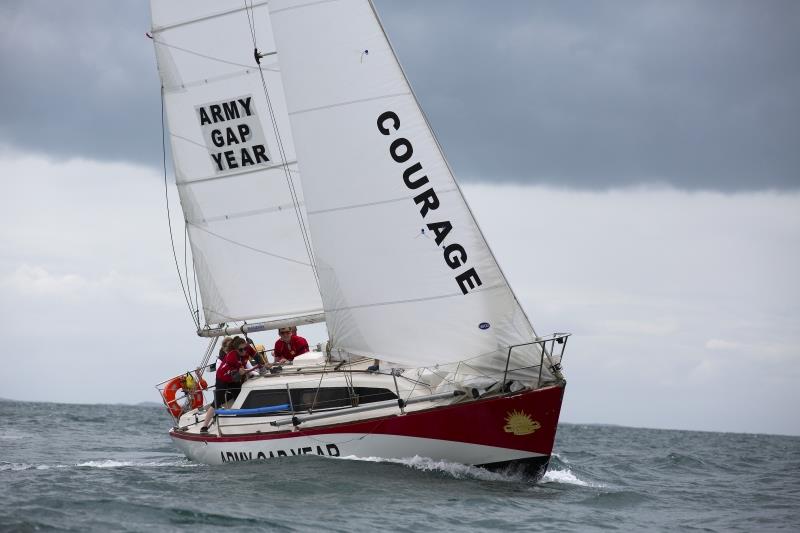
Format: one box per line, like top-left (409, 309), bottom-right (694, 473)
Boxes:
top-left (237, 347), bottom-right (247, 352)
top-left (279, 330), bottom-right (291, 335)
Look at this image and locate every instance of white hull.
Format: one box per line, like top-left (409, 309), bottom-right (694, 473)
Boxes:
top-left (171, 432), bottom-right (544, 467)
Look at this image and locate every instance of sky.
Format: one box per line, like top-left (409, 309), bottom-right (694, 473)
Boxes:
top-left (1, 1), bottom-right (798, 436)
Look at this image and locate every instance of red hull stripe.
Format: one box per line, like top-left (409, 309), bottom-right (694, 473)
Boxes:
top-left (172, 385), bottom-right (565, 455)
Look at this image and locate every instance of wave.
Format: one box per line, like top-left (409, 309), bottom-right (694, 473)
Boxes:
top-left (1, 458), bottom-right (198, 471)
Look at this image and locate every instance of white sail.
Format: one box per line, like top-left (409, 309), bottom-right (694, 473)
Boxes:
top-left (268, 0), bottom-right (550, 380)
top-left (150, 1), bottom-right (323, 325)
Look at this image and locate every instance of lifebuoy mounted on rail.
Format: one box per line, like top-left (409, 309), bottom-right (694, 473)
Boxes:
top-left (163, 373), bottom-right (207, 418)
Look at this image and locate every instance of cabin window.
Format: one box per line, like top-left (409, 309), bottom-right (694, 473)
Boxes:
top-left (239, 387), bottom-right (397, 412)
top-left (240, 389), bottom-right (290, 410)
top-left (291, 388), bottom-right (350, 411)
top-left (354, 387), bottom-right (398, 405)
top-left (291, 387), bottom-right (397, 411)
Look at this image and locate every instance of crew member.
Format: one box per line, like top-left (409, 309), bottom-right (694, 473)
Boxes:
top-left (274, 327), bottom-right (309, 363)
top-left (200, 336), bottom-right (253, 433)
top-left (218, 336), bottom-right (233, 360)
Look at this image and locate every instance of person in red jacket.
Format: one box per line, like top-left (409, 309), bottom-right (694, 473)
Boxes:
top-left (274, 327), bottom-right (309, 363)
top-left (201, 336), bottom-right (254, 433)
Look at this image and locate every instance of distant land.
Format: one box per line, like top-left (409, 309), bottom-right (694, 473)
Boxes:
top-left (0, 397), bottom-right (162, 408)
top-left (135, 401), bottom-right (163, 408)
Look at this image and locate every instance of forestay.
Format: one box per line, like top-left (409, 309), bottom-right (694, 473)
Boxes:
top-left (268, 0), bottom-right (551, 380)
top-left (150, 0), bottom-right (323, 325)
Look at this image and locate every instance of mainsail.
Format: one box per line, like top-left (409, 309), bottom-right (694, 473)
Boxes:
top-left (150, 1), bottom-right (322, 325)
top-left (267, 0), bottom-right (550, 380)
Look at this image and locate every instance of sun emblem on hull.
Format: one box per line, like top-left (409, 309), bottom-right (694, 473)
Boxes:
top-left (503, 410), bottom-right (541, 436)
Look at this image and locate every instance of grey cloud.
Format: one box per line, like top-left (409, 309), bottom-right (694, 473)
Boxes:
top-left (376, 0), bottom-right (800, 190)
top-left (1, 0), bottom-right (798, 190)
top-left (0, 1), bottom-right (162, 167)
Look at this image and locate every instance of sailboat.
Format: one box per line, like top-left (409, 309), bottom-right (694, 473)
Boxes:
top-left (150, 0), bottom-right (569, 478)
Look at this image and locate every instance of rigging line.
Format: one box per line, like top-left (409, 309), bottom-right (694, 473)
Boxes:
top-left (190, 231), bottom-right (200, 324)
top-left (244, 1), bottom-right (322, 293)
top-left (309, 359), bottom-right (328, 412)
top-left (199, 337), bottom-right (219, 378)
top-left (344, 362), bottom-right (356, 405)
top-left (244, 0), bottom-right (258, 48)
top-left (160, 85), bottom-right (200, 329)
top-left (183, 223), bottom-right (193, 313)
top-left (184, 225), bottom-right (200, 323)
top-left (256, 42), bottom-right (321, 292)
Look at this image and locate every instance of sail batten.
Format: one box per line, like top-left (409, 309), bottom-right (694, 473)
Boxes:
top-left (288, 92), bottom-right (413, 117)
top-left (322, 283), bottom-right (507, 313)
top-left (186, 224), bottom-right (314, 267)
top-left (162, 68), bottom-right (280, 94)
top-left (176, 161), bottom-right (299, 187)
top-left (188, 202), bottom-right (303, 224)
top-left (307, 188), bottom-right (458, 216)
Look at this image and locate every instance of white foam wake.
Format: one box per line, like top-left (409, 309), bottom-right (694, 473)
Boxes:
top-left (1, 459), bottom-right (197, 471)
top-left (541, 467), bottom-right (600, 487)
top-left (336, 454), bottom-right (600, 487)
top-left (0, 462), bottom-right (70, 471)
top-left (336, 454), bottom-right (527, 482)
top-left (76, 459), bottom-right (198, 468)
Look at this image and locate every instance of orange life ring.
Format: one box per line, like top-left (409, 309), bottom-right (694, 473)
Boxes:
top-left (163, 375), bottom-right (208, 418)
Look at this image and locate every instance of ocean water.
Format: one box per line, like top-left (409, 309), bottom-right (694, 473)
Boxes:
top-left (1, 400), bottom-right (798, 532)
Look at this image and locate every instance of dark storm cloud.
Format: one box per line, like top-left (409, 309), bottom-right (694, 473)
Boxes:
top-left (0, 1), bottom-right (162, 168)
top-left (376, 0), bottom-right (800, 190)
top-left (1, 1), bottom-right (798, 190)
